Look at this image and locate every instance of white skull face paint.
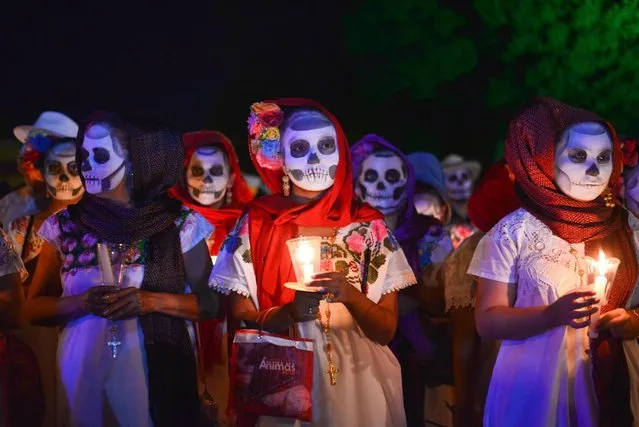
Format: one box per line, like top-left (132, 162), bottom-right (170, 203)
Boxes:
top-left (186, 146), bottom-right (230, 206)
top-left (414, 191), bottom-right (445, 221)
top-left (445, 168), bottom-right (473, 201)
top-left (80, 124), bottom-right (127, 194)
top-left (282, 125), bottom-right (339, 192)
top-left (44, 141), bottom-right (84, 200)
top-left (356, 152), bottom-right (408, 215)
top-left (625, 166), bottom-right (639, 218)
top-left (554, 122), bottom-right (613, 202)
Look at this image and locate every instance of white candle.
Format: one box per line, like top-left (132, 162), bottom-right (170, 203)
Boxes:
top-left (97, 243), bottom-right (115, 286)
top-left (296, 241), bottom-right (315, 284)
top-left (589, 251), bottom-right (612, 339)
top-left (303, 263), bottom-right (314, 283)
top-left (211, 255), bottom-right (218, 266)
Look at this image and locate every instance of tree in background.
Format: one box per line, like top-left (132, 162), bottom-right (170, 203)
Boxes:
top-left (475, 0), bottom-right (639, 134)
top-left (344, 0), bottom-right (477, 101)
top-left (344, 0), bottom-right (639, 163)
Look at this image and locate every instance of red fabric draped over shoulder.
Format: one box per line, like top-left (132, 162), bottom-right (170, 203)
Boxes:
top-left (169, 130), bottom-right (254, 255)
top-left (247, 98), bottom-right (382, 310)
top-left (505, 97), bottom-right (637, 426)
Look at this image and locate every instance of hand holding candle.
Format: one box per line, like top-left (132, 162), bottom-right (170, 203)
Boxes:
top-left (587, 250), bottom-right (620, 339)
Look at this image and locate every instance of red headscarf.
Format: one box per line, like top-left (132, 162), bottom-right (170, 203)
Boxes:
top-left (169, 130), bottom-right (254, 255)
top-left (467, 158), bottom-right (519, 233)
top-left (505, 97), bottom-right (636, 426)
top-left (247, 98), bottom-right (382, 310)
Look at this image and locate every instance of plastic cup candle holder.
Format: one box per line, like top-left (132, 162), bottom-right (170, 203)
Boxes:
top-left (286, 237), bottom-right (322, 287)
top-left (585, 250), bottom-right (620, 339)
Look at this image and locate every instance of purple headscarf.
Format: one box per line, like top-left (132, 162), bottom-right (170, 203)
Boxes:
top-left (352, 134), bottom-right (439, 273)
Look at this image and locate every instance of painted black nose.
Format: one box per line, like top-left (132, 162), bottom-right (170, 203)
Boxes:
top-left (376, 182), bottom-right (385, 191)
top-left (307, 153), bottom-right (320, 164)
top-left (59, 174), bottom-right (69, 182)
top-left (82, 161), bottom-right (92, 172)
top-left (204, 175), bottom-right (213, 184)
top-left (586, 163), bottom-right (600, 177)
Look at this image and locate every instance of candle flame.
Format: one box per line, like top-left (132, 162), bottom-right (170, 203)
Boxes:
top-left (296, 241), bottom-right (314, 264)
top-left (595, 250), bottom-right (610, 277)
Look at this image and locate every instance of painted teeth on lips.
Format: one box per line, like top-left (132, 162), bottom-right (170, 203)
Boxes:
top-left (571, 181), bottom-right (604, 187)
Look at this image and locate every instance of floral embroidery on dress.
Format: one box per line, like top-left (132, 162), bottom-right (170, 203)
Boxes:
top-left (343, 220), bottom-right (397, 287)
top-left (0, 228), bottom-right (26, 278)
top-left (54, 210), bottom-right (146, 274)
top-left (220, 215), bottom-right (248, 259)
top-left (7, 215), bottom-right (45, 263)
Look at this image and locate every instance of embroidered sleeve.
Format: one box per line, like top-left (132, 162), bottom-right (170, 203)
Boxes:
top-left (442, 232), bottom-right (483, 311)
top-left (0, 228), bottom-right (26, 280)
top-left (37, 211), bottom-right (63, 252)
top-left (467, 211), bottom-right (521, 284)
top-left (178, 208), bottom-right (214, 254)
top-left (366, 219), bottom-right (416, 302)
top-left (209, 214), bottom-right (255, 299)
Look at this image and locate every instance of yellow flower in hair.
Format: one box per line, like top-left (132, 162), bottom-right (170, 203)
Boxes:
top-left (262, 127), bottom-right (280, 141)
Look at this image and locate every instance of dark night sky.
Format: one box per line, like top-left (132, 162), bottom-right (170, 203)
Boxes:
top-left (1, 2), bottom-right (363, 172)
top-left (1, 1), bottom-right (495, 176)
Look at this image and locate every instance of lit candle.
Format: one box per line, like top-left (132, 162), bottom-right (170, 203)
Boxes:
top-left (211, 255), bottom-right (218, 266)
top-left (97, 243), bottom-right (115, 286)
top-left (589, 251), bottom-right (611, 339)
top-left (296, 241), bottom-right (315, 284)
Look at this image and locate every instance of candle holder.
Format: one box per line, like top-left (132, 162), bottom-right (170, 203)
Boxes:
top-left (585, 251), bottom-right (620, 339)
top-left (285, 237), bottom-right (322, 291)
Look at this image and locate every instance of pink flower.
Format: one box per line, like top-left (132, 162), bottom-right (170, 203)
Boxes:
top-left (63, 254), bottom-right (75, 269)
top-left (371, 220), bottom-right (388, 242)
top-left (61, 220), bottom-right (77, 234)
top-left (61, 237), bottom-right (78, 253)
top-left (345, 233), bottom-right (366, 254)
top-left (81, 234), bottom-right (98, 249)
top-left (78, 250), bottom-right (95, 265)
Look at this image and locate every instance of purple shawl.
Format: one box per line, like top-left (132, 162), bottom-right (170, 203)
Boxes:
top-left (351, 134), bottom-right (439, 273)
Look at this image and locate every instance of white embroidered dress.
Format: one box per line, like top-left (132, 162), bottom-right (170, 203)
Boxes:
top-left (211, 216), bottom-right (416, 427)
top-left (468, 208), bottom-right (598, 427)
top-left (38, 207), bottom-right (213, 427)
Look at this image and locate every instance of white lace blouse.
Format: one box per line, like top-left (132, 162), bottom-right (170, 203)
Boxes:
top-left (468, 208), bottom-right (598, 427)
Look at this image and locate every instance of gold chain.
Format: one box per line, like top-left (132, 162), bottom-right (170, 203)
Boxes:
top-left (569, 245), bottom-right (585, 286)
top-left (318, 228), bottom-right (339, 385)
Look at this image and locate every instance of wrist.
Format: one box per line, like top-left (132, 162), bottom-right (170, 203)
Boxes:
top-left (145, 291), bottom-right (160, 314)
top-left (542, 304), bottom-right (558, 330)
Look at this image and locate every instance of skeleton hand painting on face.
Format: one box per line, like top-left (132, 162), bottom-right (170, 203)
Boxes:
top-left (282, 110), bottom-right (339, 194)
top-left (186, 145), bottom-right (231, 206)
top-left (79, 123), bottom-right (128, 196)
top-left (44, 141), bottom-right (84, 201)
top-left (554, 122), bottom-right (613, 202)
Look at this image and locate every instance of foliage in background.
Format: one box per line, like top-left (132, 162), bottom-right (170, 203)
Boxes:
top-left (344, 0), bottom-right (639, 164)
top-left (475, 0), bottom-right (639, 134)
top-left (343, 0), bottom-right (477, 101)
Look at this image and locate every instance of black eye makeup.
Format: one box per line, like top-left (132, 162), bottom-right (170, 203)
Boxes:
top-left (597, 149), bottom-right (612, 163)
top-left (289, 139), bottom-right (310, 158)
top-left (190, 165), bottom-right (204, 177)
top-left (317, 136), bottom-right (336, 155)
top-left (568, 149), bottom-right (588, 163)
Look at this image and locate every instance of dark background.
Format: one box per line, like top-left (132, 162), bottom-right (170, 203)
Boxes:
top-left (3, 1), bottom-right (636, 183)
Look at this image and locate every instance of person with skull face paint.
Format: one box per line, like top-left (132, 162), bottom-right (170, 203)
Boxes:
top-left (441, 154), bottom-right (481, 249)
top-left (169, 130), bottom-right (254, 425)
top-left (25, 112), bottom-right (220, 427)
top-left (351, 134), bottom-right (449, 427)
top-left (211, 99), bottom-right (415, 427)
top-left (469, 98), bottom-right (639, 426)
top-left (437, 158), bottom-right (519, 427)
top-left (1, 111), bottom-right (82, 427)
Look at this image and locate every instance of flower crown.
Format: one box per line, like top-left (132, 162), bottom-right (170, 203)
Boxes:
top-left (18, 131), bottom-right (59, 182)
top-left (248, 102), bottom-right (284, 170)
